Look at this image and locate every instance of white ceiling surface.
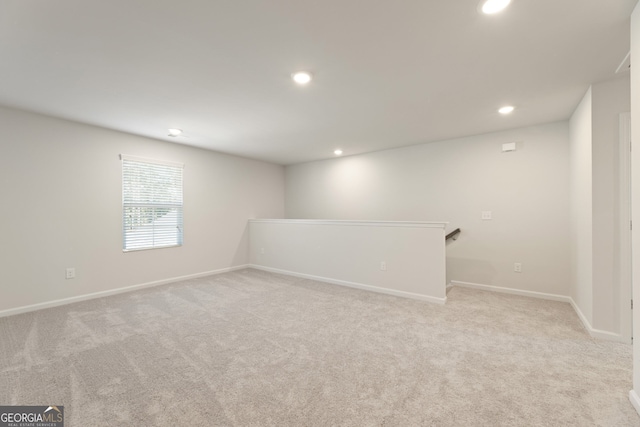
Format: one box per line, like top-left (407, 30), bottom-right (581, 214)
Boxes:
top-left (0, 1), bottom-right (635, 165)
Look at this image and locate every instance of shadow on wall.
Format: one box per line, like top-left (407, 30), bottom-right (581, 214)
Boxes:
top-left (232, 224), bottom-right (249, 266)
top-left (446, 256), bottom-right (497, 285)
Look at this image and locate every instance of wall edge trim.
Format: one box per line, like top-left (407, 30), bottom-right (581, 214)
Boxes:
top-left (0, 265), bottom-right (249, 318)
top-left (248, 219), bottom-right (448, 228)
top-left (450, 280), bottom-right (571, 302)
top-left (449, 280), bottom-right (625, 342)
top-left (629, 390), bottom-right (640, 417)
top-left (568, 297), bottom-right (625, 342)
top-left (249, 264), bottom-right (447, 305)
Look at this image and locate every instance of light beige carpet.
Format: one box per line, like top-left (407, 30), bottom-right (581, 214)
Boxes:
top-left (0, 269), bottom-right (638, 426)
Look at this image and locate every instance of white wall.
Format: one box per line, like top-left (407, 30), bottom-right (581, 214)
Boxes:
top-left (249, 219), bottom-right (447, 304)
top-left (0, 106), bottom-right (285, 313)
top-left (592, 77), bottom-right (631, 333)
top-left (570, 88), bottom-right (594, 325)
top-left (286, 122), bottom-right (571, 296)
top-left (568, 76), bottom-right (631, 338)
top-left (630, 0), bottom-right (640, 412)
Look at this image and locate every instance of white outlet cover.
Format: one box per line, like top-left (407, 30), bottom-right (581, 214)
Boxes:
top-left (482, 211), bottom-right (492, 220)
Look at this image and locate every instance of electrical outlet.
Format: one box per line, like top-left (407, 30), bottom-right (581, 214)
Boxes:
top-left (380, 261), bottom-right (387, 271)
top-left (482, 211), bottom-right (492, 220)
top-left (65, 268), bottom-right (76, 279)
top-left (260, 247), bottom-right (265, 254)
top-left (514, 263), bottom-right (522, 273)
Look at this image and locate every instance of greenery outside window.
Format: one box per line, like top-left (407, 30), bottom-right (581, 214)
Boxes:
top-left (121, 154), bottom-right (183, 251)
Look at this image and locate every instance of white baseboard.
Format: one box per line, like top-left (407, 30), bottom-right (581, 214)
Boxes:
top-left (630, 390), bottom-right (640, 417)
top-left (250, 265), bottom-right (447, 305)
top-left (0, 265), bottom-right (249, 318)
top-left (568, 298), bottom-right (625, 342)
top-left (450, 280), bottom-right (571, 303)
top-left (449, 280), bottom-right (625, 343)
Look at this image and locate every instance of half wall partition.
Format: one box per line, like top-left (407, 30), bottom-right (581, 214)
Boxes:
top-left (248, 219), bottom-right (448, 304)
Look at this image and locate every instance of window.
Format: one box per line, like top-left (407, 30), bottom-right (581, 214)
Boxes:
top-left (121, 154), bottom-right (183, 251)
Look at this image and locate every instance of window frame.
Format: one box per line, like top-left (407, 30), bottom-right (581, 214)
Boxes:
top-left (120, 154), bottom-right (184, 252)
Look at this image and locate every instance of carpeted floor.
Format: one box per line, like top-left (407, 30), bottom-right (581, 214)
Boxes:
top-left (0, 268), bottom-right (638, 426)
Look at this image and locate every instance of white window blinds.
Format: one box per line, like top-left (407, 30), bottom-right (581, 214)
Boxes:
top-left (121, 155), bottom-right (184, 251)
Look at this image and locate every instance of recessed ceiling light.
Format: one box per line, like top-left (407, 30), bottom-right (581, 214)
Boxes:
top-left (498, 106), bottom-right (515, 115)
top-left (481, 0), bottom-right (511, 14)
top-left (292, 71), bottom-right (312, 85)
top-left (334, 149), bottom-right (343, 156)
top-left (168, 128), bottom-right (183, 137)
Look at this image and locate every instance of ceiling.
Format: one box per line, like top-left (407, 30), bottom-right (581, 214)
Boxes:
top-left (0, 0), bottom-right (636, 165)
